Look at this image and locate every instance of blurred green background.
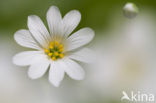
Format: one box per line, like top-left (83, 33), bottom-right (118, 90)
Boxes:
top-left (0, 0), bottom-right (156, 37)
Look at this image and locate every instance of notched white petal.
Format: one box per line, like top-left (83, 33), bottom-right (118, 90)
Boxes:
top-left (49, 61), bottom-right (65, 87)
top-left (68, 48), bottom-right (95, 63)
top-left (66, 27), bottom-right (95, 51)
top-left (28, 59), bottom-right (50, 79)
top-left (13, 51), bottom-right (45, 66)
top-left (14, 29), bottom-right (41, 50)
top-left (63, 10), bottom-right (81, 37)
top-left (46, 6), bottom-right (63, 36)
top-left (62, 58), bottom-right (85, 80)
top-left (28, 15), bottom-right (50, 47)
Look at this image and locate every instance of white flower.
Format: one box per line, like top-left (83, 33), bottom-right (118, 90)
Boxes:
top-left (13, 6), bottom-right (94, 87)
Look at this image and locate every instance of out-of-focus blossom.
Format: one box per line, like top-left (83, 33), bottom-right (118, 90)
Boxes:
top-left (86, 13), bottom-right (156, 100)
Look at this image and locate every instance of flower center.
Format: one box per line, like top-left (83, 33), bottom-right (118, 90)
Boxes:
top-left (44, 40), bottom-right (64, 61)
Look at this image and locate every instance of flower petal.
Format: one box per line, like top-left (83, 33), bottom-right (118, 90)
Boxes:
top-left (66, 27), bottom-right (94, 51)
top-left (62, 10), bottom-right (81, 37)
top-left (28, 58), bottom-right (50, 79)
top-left (62, 58), bottom-right (85, 80)
top-left (28, 15), bottom-right (51, 47)
top-left (13, 51), bottom-right (45, 66)
top-left (14, 29), bottom-right (41, 50)
top-left (68, 48), bottom-right (94, 63)
top-left (49, 61), bottom-right (65, 87)
top-left (46, 6), bottom-right (63, 37)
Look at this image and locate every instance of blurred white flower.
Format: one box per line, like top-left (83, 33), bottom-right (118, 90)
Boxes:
top-left (13, 6), bottom-right (94, 87)
top-left (87, 13), bottom-right (156, 100)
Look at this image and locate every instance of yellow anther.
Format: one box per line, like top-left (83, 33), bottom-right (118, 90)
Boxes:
top-left (45, 40), bottom-right (64, 60)
top-left (59, 44), bottom-right (63, 49)
top-left (49, 45), bottom-right (54, 49)
top-left (52, 56), bottom-right (56, 61)
top-left (44, 49), bottom-right (49, 53)
top-left (48, 53), bottom-right (53, 57)
top-left (59, 48), bottom-right (63, 52)
top-left (55, 40), bottom-right (59, 46)
top-left (59, 53), bottom-right (64, 58)
top-left (54, 52), bottom-right (59, 56)
top-left (50, 42), bottom-right (54, 46)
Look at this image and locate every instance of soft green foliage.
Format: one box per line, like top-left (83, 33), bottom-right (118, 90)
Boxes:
top-left (0, 0), bottom-right (156, 34)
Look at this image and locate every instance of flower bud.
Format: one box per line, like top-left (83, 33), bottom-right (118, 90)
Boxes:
top-left (123, 2), bottom-right (139, 19)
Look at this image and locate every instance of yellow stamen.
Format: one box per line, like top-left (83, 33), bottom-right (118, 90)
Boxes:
top-left (55, 40), bottom-right (59, 46)
top-left (59, 44), bottom-right (63, 49)
top-left (45, 40), bottom-right (64, 60)
top-left (54, 52), bottom-right (59, 56)
top-left (52, 56), bottom-right (56, 61)
top-left (59, 48), bottom-right (63, 52)
top-left (48, 53), bottom-right (53, 57)
top-left (59, 53), bottom-right (64, 58)
top-left (49, 45), bottom-right (54, 49)
top-left (50, 42), bottom-right (54, 46)
top-left (44, 49), bottom-right (49, 53)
